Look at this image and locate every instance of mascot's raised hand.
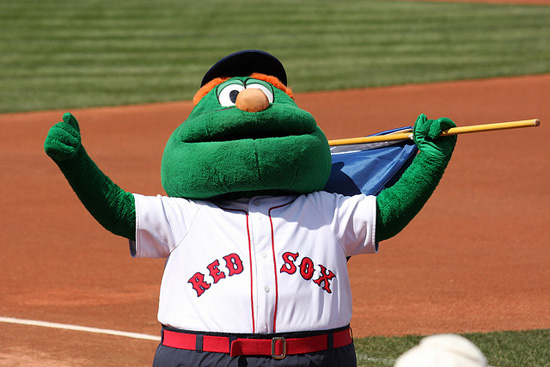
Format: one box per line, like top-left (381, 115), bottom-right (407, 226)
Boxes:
top-left (413, 113), bottom-right (457, 160)
top-left (375, 113), bottom-right (457, 242)
top-left (44, 113), bottom-right (83, 163)
top-left (45, 112), bottom-right (136, 240)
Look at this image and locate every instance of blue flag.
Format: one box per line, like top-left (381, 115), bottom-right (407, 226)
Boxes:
top-left (324, 127), bottom-right (418, 196)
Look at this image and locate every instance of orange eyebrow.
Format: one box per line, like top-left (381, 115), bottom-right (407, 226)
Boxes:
top-left (192, 77), bottom-right (229, 106)
top-left (192, 73), bottom-right (293, 106)
top-left (249, 73), bottom-right (293, 100)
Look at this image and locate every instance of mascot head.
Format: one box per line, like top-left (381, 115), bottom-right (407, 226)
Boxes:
top-left (161, 50), bottom-right (332, 199)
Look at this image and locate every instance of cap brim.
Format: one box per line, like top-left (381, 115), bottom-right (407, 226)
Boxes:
top-left (201, 50), bottom-right (287, 87)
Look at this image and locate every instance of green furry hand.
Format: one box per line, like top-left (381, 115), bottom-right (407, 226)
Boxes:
top-left (44, 112), bottom-right (82, 162)
top-left (376, 114), bottom-right (458, 242)
top-left (44, 112), bottom-right (136, 240)
top-left (413, 114), bottom-right (457, 160)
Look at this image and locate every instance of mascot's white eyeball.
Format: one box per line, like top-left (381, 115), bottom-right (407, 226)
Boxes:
top-left (218, 83), bottom-right (245, 107)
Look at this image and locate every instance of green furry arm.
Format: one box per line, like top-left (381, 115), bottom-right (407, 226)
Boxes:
top-left (375, 114), bottom-right (457, 242)
top-left (376, 153), bottom-right (449, 242)
top-left (45, 113), bottom-right (136, 241)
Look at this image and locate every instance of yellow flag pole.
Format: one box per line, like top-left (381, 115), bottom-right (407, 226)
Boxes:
top-left (328, 119), bottom-right (540, 146)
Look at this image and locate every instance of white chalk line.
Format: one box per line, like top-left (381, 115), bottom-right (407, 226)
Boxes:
top-left (0, 316), bottom-right (161, 341)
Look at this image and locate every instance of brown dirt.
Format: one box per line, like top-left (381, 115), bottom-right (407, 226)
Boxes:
top-left (1, 74), bottom-right (548, 366)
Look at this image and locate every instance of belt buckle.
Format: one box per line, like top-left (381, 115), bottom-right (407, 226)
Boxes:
top-left (271, 337), bottom-right (287, 360)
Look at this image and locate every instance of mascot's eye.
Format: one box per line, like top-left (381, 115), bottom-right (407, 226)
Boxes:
top-left (246, 83), bottom-right (274, 103)
top-left (218, 84), bottom-right (245, 107)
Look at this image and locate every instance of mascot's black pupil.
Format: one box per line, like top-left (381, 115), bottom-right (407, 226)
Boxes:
top-left (230, 90), bottom-right (240, 103)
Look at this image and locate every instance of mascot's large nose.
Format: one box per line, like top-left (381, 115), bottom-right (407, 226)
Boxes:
top-left (236, 88), bottom-right (270, 113)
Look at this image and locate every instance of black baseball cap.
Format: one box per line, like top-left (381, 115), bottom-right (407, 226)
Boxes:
top-left (200, 50), bottom-right (287, 87)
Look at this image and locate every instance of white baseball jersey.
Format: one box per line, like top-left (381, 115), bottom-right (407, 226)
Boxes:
top-left (130, 191), bottom-right (378, 334)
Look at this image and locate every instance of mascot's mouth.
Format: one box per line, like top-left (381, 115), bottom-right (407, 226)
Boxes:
top-left (180, 107), bottom-right (318, 144)
top-left (188, 131), bottom-right (309, 143)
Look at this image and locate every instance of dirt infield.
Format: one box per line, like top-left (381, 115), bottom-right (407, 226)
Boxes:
top-left (1, 73), bottom-right (548, 366)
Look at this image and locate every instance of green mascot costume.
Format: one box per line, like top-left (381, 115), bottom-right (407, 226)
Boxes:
top-left (45, 50), bottom-right (456, 367)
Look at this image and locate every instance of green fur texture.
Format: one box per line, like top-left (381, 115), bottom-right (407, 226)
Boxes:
top-left (161, 77), bottom-right (332, 199)
top-left (375, 114), bottom-right (457, 242)
top-left (44, 113), bottom-right (136, 240)
top-left (376, 153), bottom-right (451, 242)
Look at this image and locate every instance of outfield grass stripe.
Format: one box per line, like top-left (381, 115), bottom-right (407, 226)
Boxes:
top-left (1, 0), bottom-right (549, 112)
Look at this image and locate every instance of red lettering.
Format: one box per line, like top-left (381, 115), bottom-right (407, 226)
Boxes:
top-left (223, 253), bottom-right (244, 276)
top-left (279, 253), bottom-right (336, 295)
top-left (207, 259), bottom-right (226, 283)
top-left (313, 265), bottom-right (336, 294)
top-left (280, 252), bottom-right (299, 274)
top-left (188, 272), bottom-right (211, 297)
top-left (299, 257), bottom-right (315, 280)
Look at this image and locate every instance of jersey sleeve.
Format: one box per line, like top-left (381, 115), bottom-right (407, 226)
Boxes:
top-left (129, 194), bottom-right (199, 258)
top-left (309, 191), bottom-right (378, 257)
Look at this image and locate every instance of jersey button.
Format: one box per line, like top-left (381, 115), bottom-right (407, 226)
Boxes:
top-left (264, 285), bottom-right (270, 293)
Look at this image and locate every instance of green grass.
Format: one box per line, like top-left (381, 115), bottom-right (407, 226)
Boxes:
top-left (354, 329), bottom-right (550, 367)
top-left (0, 0), bottom-right (549, 112)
